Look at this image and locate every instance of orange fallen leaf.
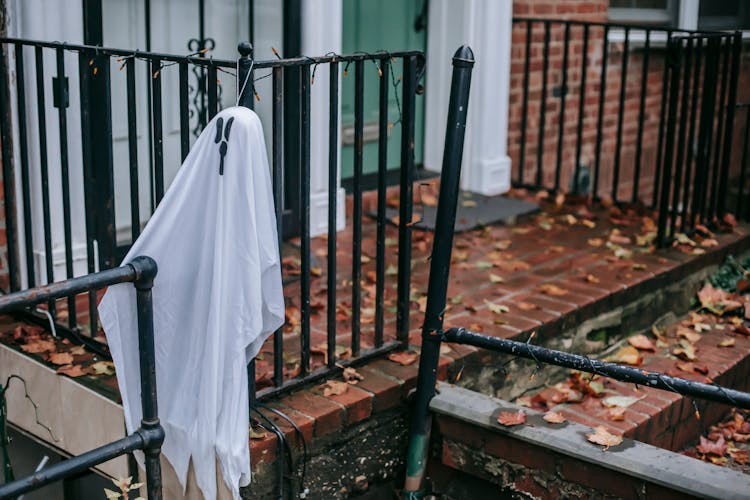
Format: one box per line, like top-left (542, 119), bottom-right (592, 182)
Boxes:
top-left (607, 407), bottom-right (627, 421)
top-left (718, 337), bottom-right (735, 348)
top-left (672, 340), bottom-right (697, 361)
top-left (585, 274), bottom-right (600, 284)
top-left (342, 366), bottom-right (364, 384)
top-left (586, 426), bottom-right (623, 450)
top-left (538, 284), bottom-right (568, 296)
top-left (497, 410), bottom-right (526, 427)
top-left (729, 448), bottom-right (749, 464)
top-left (677, 326), bottom-right (701, 343)
top-left (322, 380), bottom-right (349, 397)
top-left (608, 346), bottom-right (642, 366)
top-left (517, 302), bottom-right (538, 311)
top-left (543, 411), bottom-right (566, 424)
top-left (627, 334), bottom-right (656, 352)
top-left (20, 339), bottom-right (56, 354)
top-left (48, 352), bottom-right (74, 365)
top-left (388, 351), bottom-right (419, 366)
top-left (56, 364), bottom-right (87, 378)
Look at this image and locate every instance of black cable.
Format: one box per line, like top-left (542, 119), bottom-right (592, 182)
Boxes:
top-left (251, 408), bottom-right (292, 500)
top-left (255, 403), bottom-right (309, 498)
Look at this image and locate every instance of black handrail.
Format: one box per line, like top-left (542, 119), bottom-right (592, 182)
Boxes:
top-left (0, 256), bottom-right (163, 500)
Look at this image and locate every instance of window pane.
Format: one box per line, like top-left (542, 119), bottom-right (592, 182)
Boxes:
top-left (698, 0), bottom-right (750, 30)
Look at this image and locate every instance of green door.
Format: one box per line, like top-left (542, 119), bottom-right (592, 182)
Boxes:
top-left (341, 0), bottom-right (427, 180)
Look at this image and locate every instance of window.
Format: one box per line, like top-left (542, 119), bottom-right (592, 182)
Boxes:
top-left (698, 1), bottom-right (750, 30)
top-left (609, 0), bottom-right (676, 27)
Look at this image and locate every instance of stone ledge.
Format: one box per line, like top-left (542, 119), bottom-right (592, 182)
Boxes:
top-left (430, 384), bottom-right (750, 499)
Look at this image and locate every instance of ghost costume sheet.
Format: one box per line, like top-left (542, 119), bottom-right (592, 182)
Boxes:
top-left (98, 107), bottom-right (284, 500)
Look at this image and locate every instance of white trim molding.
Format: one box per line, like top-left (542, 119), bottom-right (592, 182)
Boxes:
top-left (424, 0), bottom-right (512, 196)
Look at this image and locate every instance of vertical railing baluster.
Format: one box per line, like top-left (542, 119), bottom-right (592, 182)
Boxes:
top-left (78, 50), bottom-right (96, 336)
top-left (38, 48), bottom-right (55, 315)
top-left (707, 38), bottom-right (731, 221)
top-left (536, 21), bottom-right (550, 188)
top-left (351, 59), bottom-right (364, 357)
top-left (670, 38), bottom-right (691, 237)
top-left (633, 28), bottom-right (651, 204)
top-left (0, 44), bottom-right (19, 292)
top-left (300, 64), bottom-right (311, 375)
top-left (656, 38), bottom-right (681, 248)
top-left (593, 25), bottom-right (609, 201)
top-left (56, 48), bottom-right (76, 329)
top-left (739, 107), bottom-right (750, 220)
top-left (397, 56), bottom-right (417, 345)
top-left (554, 22), bottom-right (570, 192)
top-left (207, 63), bottom-right (218, 120)
top-left (179, 61), bottom-right (190, 162)
top-left (14, 44), bottom-right (35, 289)
top-left (612, 26), bottom-right (629, 203)
top-left (716, 32), bottom-right (742, 218)
top-left (272, 65), bottom-right (284, 384)
top-left (653, 30), bottom-right (674, 209)
top-left (693, 38), bottom-right (720, 225)
top-left (151, 58), bottom-right (164, 206)
top-left (126, 58), bottom-right (141, 243)
top-left (682, 38), bottom-right (703, 232)
top-left (375, 56), bottom-right (389, 349)
top-left (518, 20), bottom-right (532, 186)
top-left (327, 61), bottom-right (339, 368)
top-left (573, 24), bottom-right (589, 196)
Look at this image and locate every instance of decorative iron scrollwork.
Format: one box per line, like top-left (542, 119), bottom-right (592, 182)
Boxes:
top-left (187, 37), bottom-right (223, 138)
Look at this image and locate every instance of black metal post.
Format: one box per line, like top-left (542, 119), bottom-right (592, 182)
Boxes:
top-left (518, 20), bottom-right (532, 185)
top-left (131, 256), bottom-right (163, 500)
top-left (716, 32), bottom-right (742, 217)
top-left (403, 46), bottom-right (474, 495)
top-left (237, 42), bottom-right (254, 109)
top-left (0, 44), bottom-right (19, 292)
top-left (612, 27), bottom-right (629, 203)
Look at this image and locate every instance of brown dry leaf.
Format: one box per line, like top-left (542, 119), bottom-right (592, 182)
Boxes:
top-left (497, 410), bottom-right (527, 427)
top-left (606, 407), bottom-right (627, 421)
top-left (517, 302), bottom-right (538, 311)
top-left (696, 435), bottom-right (727, 456)
top-left (701, 238), bottom-right (719, 248)
top-left (585, 274), bottom-right (600, 284)
top-left (728, 448), bottom-right (750, 465)
top-left (20, 339), bottom-right (56, 354)
top-left (322, 380), bottom-right (349, 397)
top-left (672, 340), bottom-right (697, 361)
top-left (388, 351), bottom-right (419, 366)
top-left (609, 232), bottom-right (632, 246)
top-left (582, 219), bottom-right (597, 229)
top-left (627, 334), bottom-right (656, 352)
top-left (56, 364), bottom-right (87, 378)
top-left (421, 192), bottom-right (438, 207)
top-left (249, 425), bottom-right (267, 440)
top-left (489, 273), bottom-right (505, 284)
top-left (48, 352), bottom-right (74, 365)
top-left (543, 411), bottom-right (566, 424)
top-left (718, 337), bottom-right (736, 348)
top-left (677, 326), bottom-right (701, 343)
top-left (416, 296), bottom-right (428, 313)
top-left (69, 345), bottom-right (87, 356)
top-left (89, 361), bottom-right (116, 376)
top-left (485, 300), bottom-right (509, 315)
top-left (538, 284), bottom-right (568, 296)
top-left (342, 366), bottom-right (364, 384)
top-left (608, 346), bottom-right (642, 366)
top-left (588, 238), bottom-right (604, 247)
top-left (722, 213), bottom-right (738, 228)
top-left (586, 426), bottom-right (623, 450)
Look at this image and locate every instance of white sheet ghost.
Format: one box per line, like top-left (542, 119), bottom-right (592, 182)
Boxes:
top-left (98, 106), bottom-right (284, 500)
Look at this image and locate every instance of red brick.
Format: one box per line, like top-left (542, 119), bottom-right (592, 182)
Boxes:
top-left (357, 366), bottom-right (404, 412)
top-left (313, 383), bottom-right (373, 425)
top-left (280, 390), bottom-right (344, 437)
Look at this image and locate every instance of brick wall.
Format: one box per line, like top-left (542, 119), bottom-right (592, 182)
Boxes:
top-left (509, 0), bottom-right (750, 207)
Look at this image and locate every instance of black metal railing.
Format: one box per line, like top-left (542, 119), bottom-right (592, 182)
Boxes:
top-left (402, 43), bottom-right (750, 496)
top-left (0, 256), bottom-right (163, 500)
top-left (0, 38), bottom-right (425, 401)
top-left (510, 18), bottom-right (743, 246)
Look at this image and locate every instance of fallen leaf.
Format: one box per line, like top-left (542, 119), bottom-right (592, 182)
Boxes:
top-left (69, 345), bottom-right (87, 356)
top-left (585, 274), bottom-right (600, 284)
top-left (48, 352), bottom-right (74, 365)
top-left (728, 448), bottom-right (750, 464)
top-left (608, 346), bottom-right (642, 366)
top-left (497, 410), bottom-right (526, 427)
top-left (489, 273), bottom-right (505, 284)
top-left (485, 300), bottom-right (509, 315)
top-left (538, 284), bottom-right (568, 296)
top-left (602, 395), bottom-right (642, 408)
top-left (672, 340), bottom-right (697, 361)
top-left (718, 337), bottom-right (735, 348)
top-left (388, 351), bottom-right (419, 366)
top-left (677, 326), bottom-right (701, 343)
top-left (517, 302), bottom-right (538, 311)
top-left (342, 366), bottom-right (364, 384)
top-left (543, 411), bottom-right (566, 424)
top-left (627, 334), bottom-right (656, 352)
top-left (586, 426), bottom-right (623, 450)
top-left (588, 238), bottom-right (604, 247)
top-left (322, 380), bottom-right (349, 397)
top-left (249, 425), bottom-right (267, 440)
top-left (696, 435), bottom-right (726, 456)
top-left (56, 364), bottom-right (87, 377)
top-left (701, 238), bottom-right (719, 248)
top-left (89, 361), bottom-right (116, 376)
top-left (722, 213), bottom-right (737, 228)
top-left (606, 407), bottom-right (627, 421)
top-left (19, 339), bottom-right (56, 354)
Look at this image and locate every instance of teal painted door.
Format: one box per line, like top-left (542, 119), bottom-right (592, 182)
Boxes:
top-left (341, 0), bottom-right (427, 179)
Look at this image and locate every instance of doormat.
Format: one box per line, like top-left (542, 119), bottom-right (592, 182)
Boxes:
top-left (374, 191), bottom-right (539, 232)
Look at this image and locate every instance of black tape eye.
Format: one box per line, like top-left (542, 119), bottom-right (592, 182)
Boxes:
top-left (214, 117), bottom-right (224, 144)
top-left (224, 117), bottom-right (234, 141)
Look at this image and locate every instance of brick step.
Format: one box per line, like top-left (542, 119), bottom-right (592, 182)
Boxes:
top-left (429, 385), bottom-right (750, 500)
